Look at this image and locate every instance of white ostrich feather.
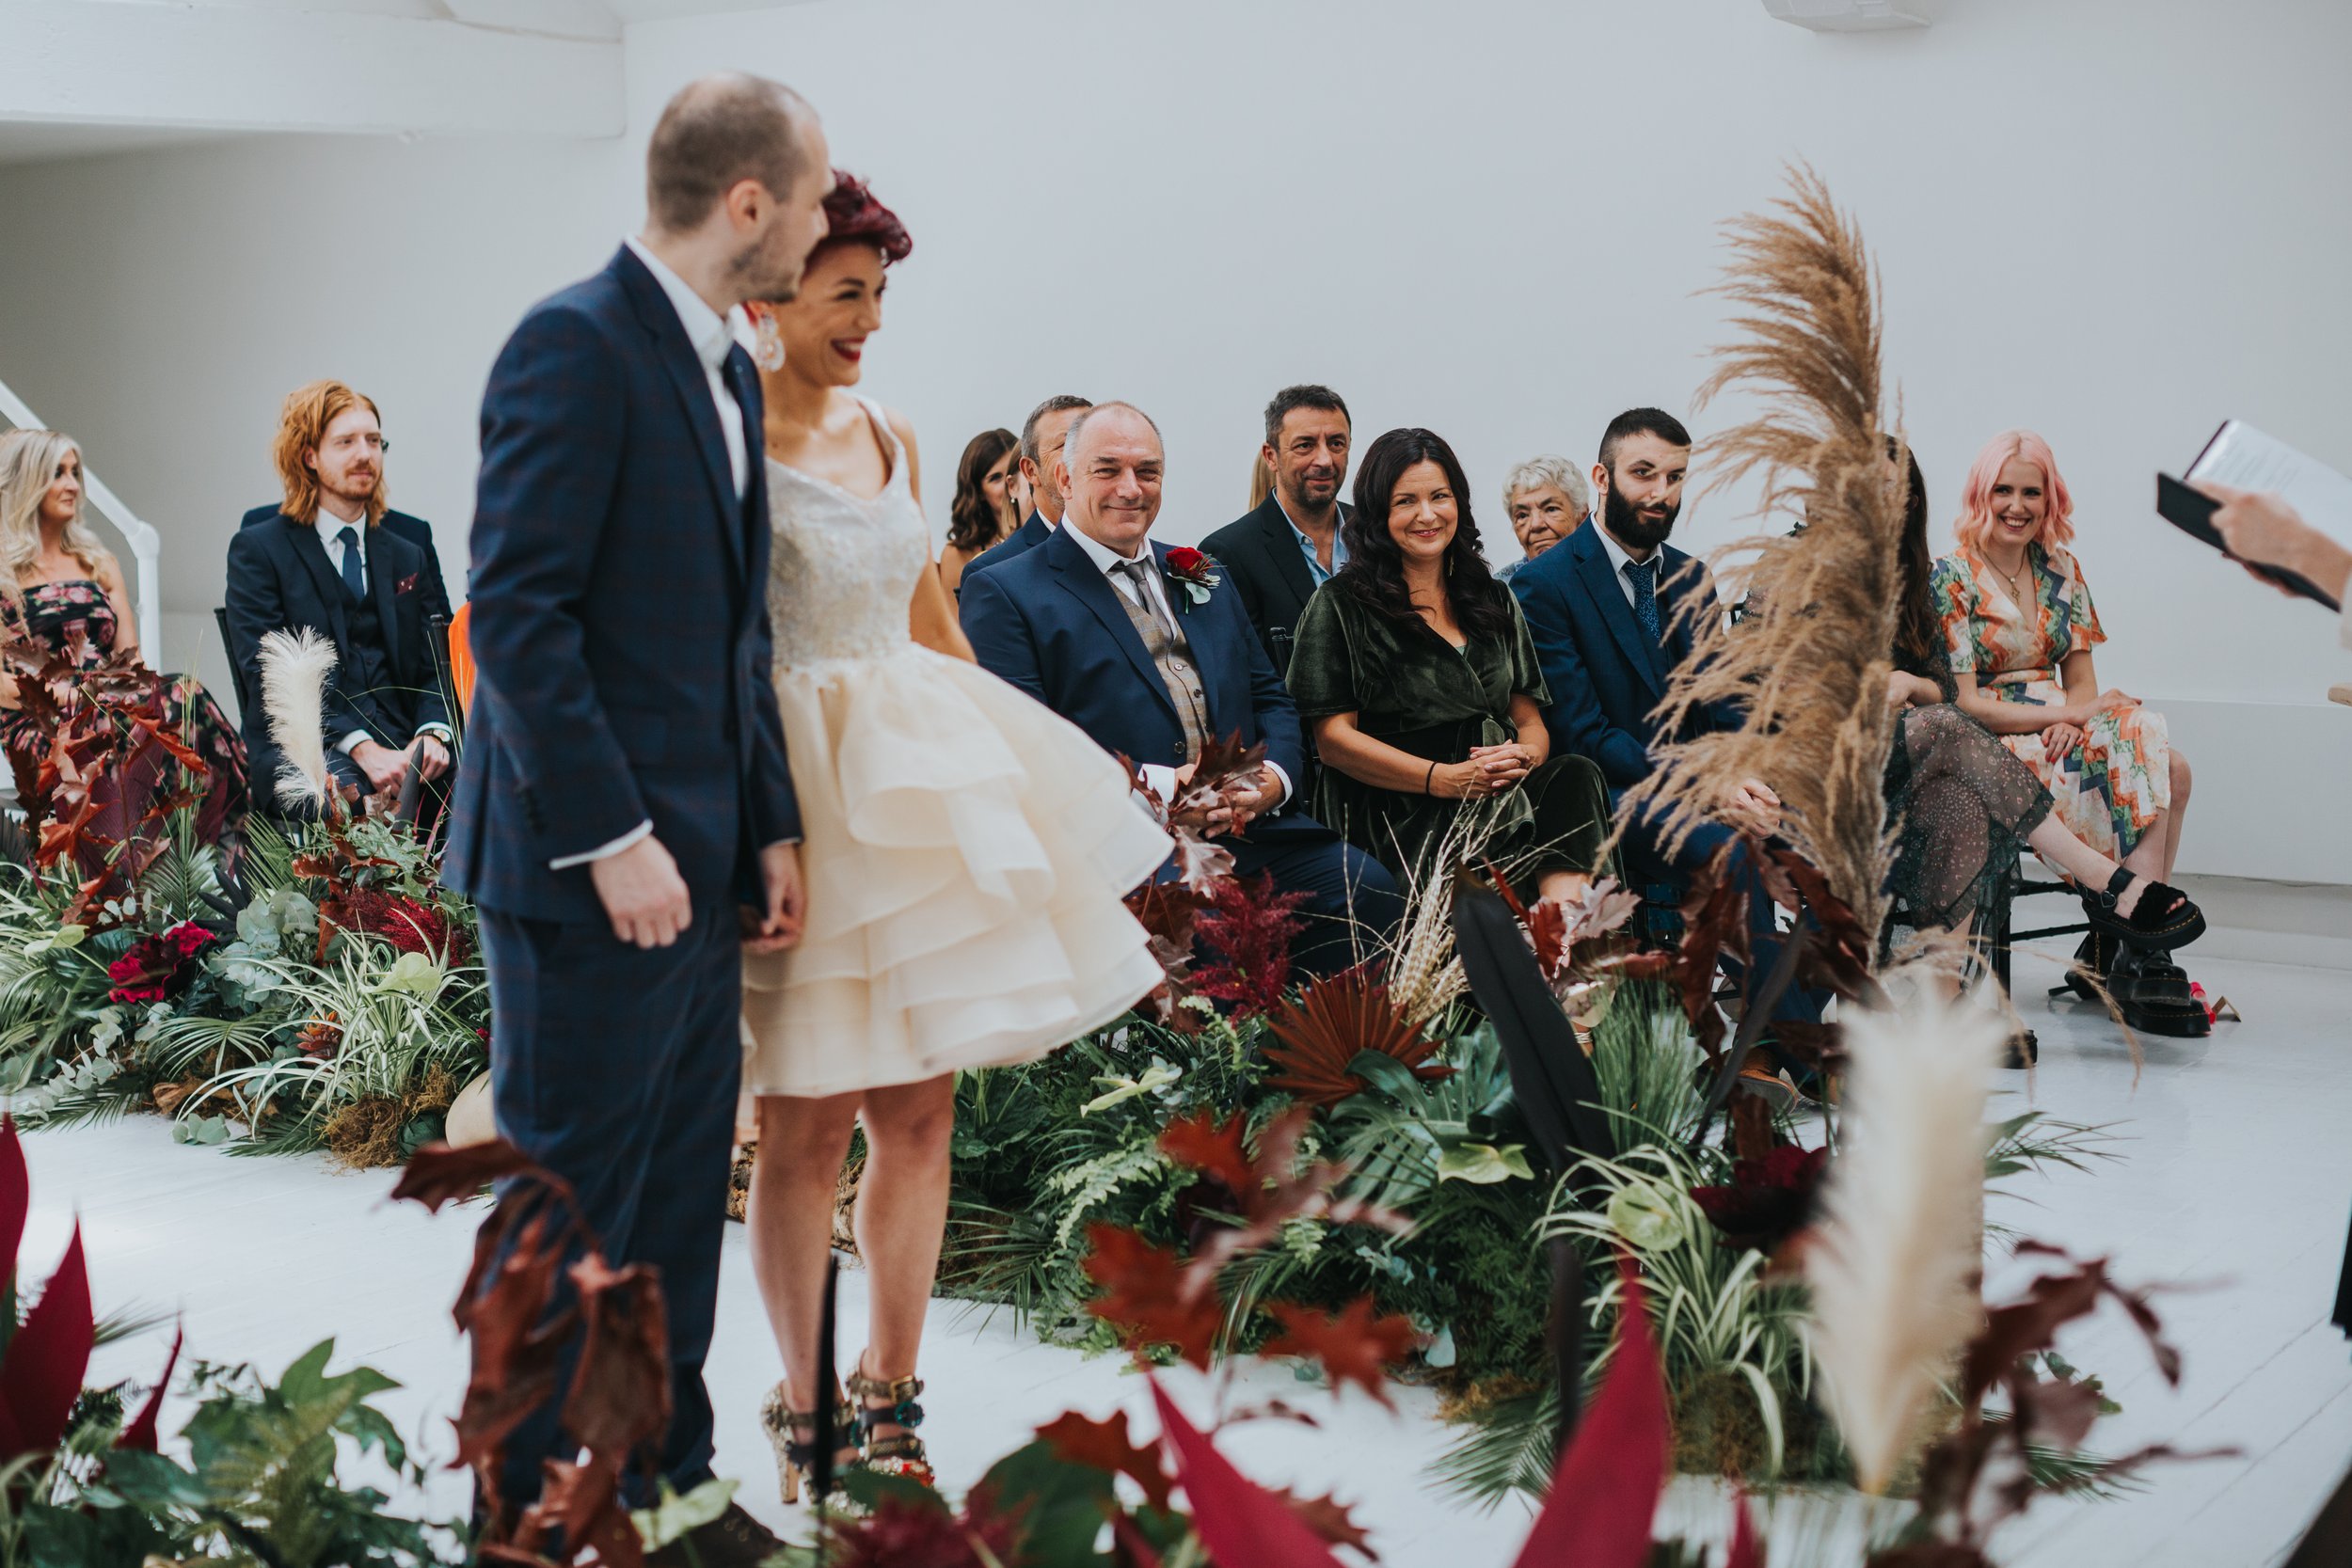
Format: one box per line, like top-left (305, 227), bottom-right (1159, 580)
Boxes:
top-left (258, 627), bottom-right (337, 809)
top-left (1803, 980), bottom-right (2004, 1493)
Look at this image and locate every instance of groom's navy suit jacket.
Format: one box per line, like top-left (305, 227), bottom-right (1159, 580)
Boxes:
top-left (959, 525), bottom-right (1324, 841)
top-left (446, 244), bottom-right (801, 924)
top-left (1509, 521), bottom-right (1738, 792)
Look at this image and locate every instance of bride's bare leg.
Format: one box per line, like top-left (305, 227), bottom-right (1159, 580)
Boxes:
top-left (749, 1091), bottom-right (862, 1409)
top-left (850, 1073), bottom-right (958, 1438)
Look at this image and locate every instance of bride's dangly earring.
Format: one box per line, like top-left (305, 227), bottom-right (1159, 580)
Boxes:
top-left (752, 309), bottom-right (787, 372)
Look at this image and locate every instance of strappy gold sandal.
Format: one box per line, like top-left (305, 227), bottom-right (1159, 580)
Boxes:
top-left (846, 1359), bottom-right (933, 1488)
top-left (757, 1382), bottom-right (859, 1506)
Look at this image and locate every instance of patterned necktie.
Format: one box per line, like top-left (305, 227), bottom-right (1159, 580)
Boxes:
top-left (1622, 556), bottom-right (1662, 645)
top-left (1115, 558), bottom-right (1177, 640)
top-left (335, 525), bottom-right (365, 601)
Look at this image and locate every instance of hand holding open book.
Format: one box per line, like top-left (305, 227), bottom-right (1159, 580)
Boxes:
top-left (2158, 420), bottom-right (2352, 613)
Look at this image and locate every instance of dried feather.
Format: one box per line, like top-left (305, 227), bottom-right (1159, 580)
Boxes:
top-left (259, 627), bottom-right (337, 809)
top-left (1617, 165), bottom-right (1903, 936)
top-left (1803, 977), bottom-right (2004, 1492)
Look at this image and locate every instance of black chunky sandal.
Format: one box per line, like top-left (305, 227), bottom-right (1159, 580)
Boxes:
top-left (847, 1361), bottom-right (933, 1488)
top-left (2079, 868), bottom-right (2205, 952)
top-left (2107, 948), bottom-right (2212, 1038)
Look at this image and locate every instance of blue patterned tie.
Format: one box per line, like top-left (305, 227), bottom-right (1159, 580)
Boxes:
top-left (1622, 557), bottom-right (1662, 645)
top-left (335, 525), bottom-right (365, 601)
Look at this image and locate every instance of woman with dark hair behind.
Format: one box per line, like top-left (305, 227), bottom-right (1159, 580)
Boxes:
top-left (938, 427), bottom-right (1018, 596)
top-left (1877, 440), bottom-right (2202, 1047)
top-left (1286, 427), bottom-right (1611, 908)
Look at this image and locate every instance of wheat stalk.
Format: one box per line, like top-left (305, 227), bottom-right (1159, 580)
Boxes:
top-left (1616, 165), bottom-right (1903, 937)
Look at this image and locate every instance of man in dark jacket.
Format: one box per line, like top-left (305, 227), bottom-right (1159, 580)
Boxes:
top-left (1200, 383), bottom-right (1352, 673)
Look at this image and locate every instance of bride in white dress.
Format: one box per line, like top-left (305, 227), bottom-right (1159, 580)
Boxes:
top-left (738, 175), bottom-right (1168, 1500)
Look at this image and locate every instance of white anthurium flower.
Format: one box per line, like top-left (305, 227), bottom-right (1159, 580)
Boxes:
top-left (1082, 1061), bottom-right (1183, 1115)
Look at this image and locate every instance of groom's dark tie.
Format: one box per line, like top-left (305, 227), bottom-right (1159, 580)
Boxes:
top-left (722, 344), bottom-right (759, 499)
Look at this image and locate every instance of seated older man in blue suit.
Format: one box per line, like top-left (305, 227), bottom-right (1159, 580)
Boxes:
top-left (1511, 407), bottom-right (1820, 1046)
top-left (961, 401), bottom-right (1402, 974)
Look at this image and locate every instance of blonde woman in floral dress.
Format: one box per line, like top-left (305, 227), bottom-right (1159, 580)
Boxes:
top-left (1931, 429), bottom-right (2205, 1033)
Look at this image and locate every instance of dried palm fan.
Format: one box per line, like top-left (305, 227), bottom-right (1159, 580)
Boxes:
top-left (1616, 165), bottom-right (1905, 938)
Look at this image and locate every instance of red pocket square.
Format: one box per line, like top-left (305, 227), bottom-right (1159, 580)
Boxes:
top-left (396, 573), bottom-right (420, 594)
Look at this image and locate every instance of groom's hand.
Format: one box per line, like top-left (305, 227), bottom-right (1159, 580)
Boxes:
top-left (590, 835), bottom-right (692, 949)
top-left (744, 841), bottom-right (805, 955)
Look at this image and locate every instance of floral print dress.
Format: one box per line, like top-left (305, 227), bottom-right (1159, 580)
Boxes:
top-left (0, 578), bottom-right (249, 852)
top-left (1928, 544), bottom-right (2169, 858)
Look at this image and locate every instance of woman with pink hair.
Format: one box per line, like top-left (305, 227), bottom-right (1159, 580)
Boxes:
top-left (1929, 430), bottom-right (2204, 1036)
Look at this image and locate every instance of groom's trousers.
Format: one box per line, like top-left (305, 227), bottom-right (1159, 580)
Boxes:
top-left (478, 898), bottom-right (743, 1511)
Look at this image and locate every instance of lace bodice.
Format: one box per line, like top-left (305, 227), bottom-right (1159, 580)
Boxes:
top-left (763, 397), bottom-right (931, 677)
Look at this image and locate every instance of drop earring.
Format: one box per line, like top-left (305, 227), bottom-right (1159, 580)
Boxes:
top-left (753, 311), bottom-right (786, 372)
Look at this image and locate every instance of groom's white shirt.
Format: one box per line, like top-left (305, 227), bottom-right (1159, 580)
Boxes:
top-left (548, 237), bottom-right (755, 872)
top-left (1062, 522), bottom-right (1292, 813)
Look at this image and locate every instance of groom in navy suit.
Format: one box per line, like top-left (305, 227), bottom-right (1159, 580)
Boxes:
top-left (960, 402), bottom-right (1402, 974)
top-left (446, 74), bottom-right (831, 1565)
top-left (1511, 407), bottom-right (1821, 1039)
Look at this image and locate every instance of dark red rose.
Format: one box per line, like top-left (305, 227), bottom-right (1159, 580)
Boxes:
top-left (1166, 546), bottom-right (1206, 574)
top-left (1690, 1143), bottom-right (1830, 1255)
top-left (107, 920), bottom-right (217, 1004)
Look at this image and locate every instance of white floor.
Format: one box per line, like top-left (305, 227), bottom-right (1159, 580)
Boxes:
top-left (21, 935), bottom-right (2352, 1567)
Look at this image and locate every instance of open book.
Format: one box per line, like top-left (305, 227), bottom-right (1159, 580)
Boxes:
top-left (2156, 420), bottom-right (2351, 610)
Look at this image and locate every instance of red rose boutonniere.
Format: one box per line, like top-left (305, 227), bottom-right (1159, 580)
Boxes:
top-left (1161, 546), bottom-right (1221, 609)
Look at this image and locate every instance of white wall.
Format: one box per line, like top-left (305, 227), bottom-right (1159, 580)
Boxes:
top-left (1, 0), bottom-right (2347, 880)
top-left (0, 131), bottom-right (629, 689)
top-left (623, 0), bottom-right (2352, 880)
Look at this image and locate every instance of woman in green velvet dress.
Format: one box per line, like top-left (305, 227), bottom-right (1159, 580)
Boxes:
top-left (1286, 427), bottom-right (1612, 906)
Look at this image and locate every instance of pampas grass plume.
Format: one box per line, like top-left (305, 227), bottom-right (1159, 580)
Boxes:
top-left (1803, 981), bottom-right (2003, 1492)
top-left (259, 627), bottom-right (337, 809)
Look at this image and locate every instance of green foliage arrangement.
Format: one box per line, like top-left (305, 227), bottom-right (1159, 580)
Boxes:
top-left (0, 811), bottom-right (486, 1164)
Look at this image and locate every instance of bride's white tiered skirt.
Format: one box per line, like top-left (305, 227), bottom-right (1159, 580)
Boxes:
top-left (739, 645), bottom-right (1171, 1098)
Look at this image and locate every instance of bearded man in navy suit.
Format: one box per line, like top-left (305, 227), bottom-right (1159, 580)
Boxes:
top-left (446, 73), bottom-right (830, 1567)
top-left (960, 401), bottom-right (1402, 974)
top-left (1511, 407), bottom-right (1821, 1050)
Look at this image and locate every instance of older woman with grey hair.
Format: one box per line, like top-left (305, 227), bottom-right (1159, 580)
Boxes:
top-left (1495, 454), bottom-right (1590, 582)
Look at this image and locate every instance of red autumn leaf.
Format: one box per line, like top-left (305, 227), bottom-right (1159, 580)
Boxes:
top-left (1727, 1490), bottom-right (1762, 1568)
top-left (130, 715), bottom-right (209, 775)
top-left (449, 1206), bottom-right (573, 1471)
top-left (1037, 1408), bottom-right (1174, 1513)
top-left (115, 1326), bottom-right (183, 1452)
top-left (0, 1115), bottom-right (26, 1300)
top-left (1151, 1377), bottom-right (1351, 1568)
top-left (1081, 1225), bottom-right (1224, 1370)
top-left (1261, 1300), bottom-right (1420, 1409)
top-left (1158, 1112), bottom-right (1257, 1202)
top-left (390, 1139), bottom-right (537, 1212)
top-left (560, 1254), bottom-right (672, 1456)
top-left (1510, 1253), bottom-right (1670, 1568)
top-left (1184, 1109), bottom-right (1410, 1288)
top-left (0, 1224), bottom-right (94, 1460)
top-left (1274, 1488), bottom-right (1379, 1560)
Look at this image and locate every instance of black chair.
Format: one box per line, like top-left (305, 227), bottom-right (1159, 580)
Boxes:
top-left (213, 607), bottom-right (256, 721)
top-left (1987, 854), bottom-right (2090, 996)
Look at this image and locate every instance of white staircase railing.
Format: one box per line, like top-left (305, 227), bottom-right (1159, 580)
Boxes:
top-left (0, 375), bottom-right (164, 661)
